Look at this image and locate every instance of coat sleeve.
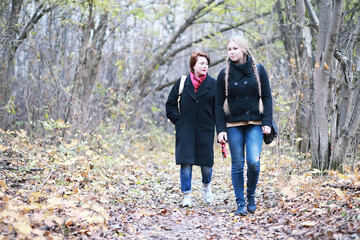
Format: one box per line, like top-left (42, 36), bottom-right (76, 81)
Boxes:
top-left (215, 69), bottom-right (227, 134)
top-left (259, 64), bottom-right (273, 127)
top-left (166, 78), bottom-right (181, 124)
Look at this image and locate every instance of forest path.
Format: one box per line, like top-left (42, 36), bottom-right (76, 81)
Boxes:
top-left (0, 139), bottom-right (358, 239)
top-left (106, 145), bottom-right (359, 239)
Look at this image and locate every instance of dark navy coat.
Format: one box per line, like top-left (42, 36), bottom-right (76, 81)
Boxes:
top-left (215, 56), bottom-right (273, 134)
top-left (166, 74), bottom-right (216, 167)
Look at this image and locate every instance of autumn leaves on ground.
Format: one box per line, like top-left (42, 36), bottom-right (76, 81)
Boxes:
top-left (0, 129), bottom-right (359, 239)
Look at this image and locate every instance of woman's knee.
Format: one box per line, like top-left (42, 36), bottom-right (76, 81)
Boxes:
top-left (231, 158), bottom-right (244, 173)
top-left (247, 155), bottom-right (261, 171)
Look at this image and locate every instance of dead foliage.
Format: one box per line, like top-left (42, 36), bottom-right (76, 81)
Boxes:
top-left (0, 129), bottom-right (359, 239)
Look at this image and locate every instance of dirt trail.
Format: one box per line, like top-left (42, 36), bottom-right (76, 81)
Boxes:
top-left (1, 142), bottom-right (358, 239)
top-left (106, 147), bottom-right (360, 239)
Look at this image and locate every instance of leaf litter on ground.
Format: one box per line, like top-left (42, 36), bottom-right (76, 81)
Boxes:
top-left (0, 131), bottom-right (359, 239)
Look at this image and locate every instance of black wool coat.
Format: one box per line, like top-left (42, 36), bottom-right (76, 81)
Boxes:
top-left (166, 74), bottom-right (216, 167)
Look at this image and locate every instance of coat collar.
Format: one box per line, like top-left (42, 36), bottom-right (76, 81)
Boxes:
top-left (229, 55), bottom-right (253, 77)
top-left (183, 74), bottom-right (212, 100)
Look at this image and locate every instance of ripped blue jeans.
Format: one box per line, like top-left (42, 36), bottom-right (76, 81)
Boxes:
top-left (227, 125), bottom-right (263, 206)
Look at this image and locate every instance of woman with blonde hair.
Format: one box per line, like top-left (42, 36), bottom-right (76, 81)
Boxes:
top-left (215, 36), bottom-right (273, 216)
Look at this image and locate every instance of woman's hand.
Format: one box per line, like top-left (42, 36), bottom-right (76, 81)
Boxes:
top-left (262, 126), bottom-right (271, 134)
top-left (218, 132), bottom-right (227, 144)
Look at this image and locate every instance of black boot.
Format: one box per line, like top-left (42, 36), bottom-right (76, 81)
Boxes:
top-left (235, 204), bottom-right (248, 216)
top-left (247, 194), bottom-right (256, 213)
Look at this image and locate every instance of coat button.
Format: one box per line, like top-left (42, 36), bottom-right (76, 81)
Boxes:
top-left (244, 81), bottom-right (248, 84)
top-left (246, 111), bottom-right (249, 114)
top-left (234, 82), bottom-right (238, 85)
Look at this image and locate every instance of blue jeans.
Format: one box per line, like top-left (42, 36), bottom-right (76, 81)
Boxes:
top-left (180, 164), bottom-right (212, 194)
top-left (227, 125), bottom-right (263, 206)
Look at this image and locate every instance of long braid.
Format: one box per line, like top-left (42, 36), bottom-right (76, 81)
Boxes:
top-left (223, 56), bottom-right (231, 115)
top-left (249, 52), bottom-right (264, 114)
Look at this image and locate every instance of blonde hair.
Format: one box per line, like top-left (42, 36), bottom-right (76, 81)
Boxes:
top-left (223, 36), bottom-right (263, 115)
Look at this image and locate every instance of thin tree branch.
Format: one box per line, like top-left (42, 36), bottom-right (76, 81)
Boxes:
top-left (0, 166), bottom-right (44, 172)
top-left (156, 36), bottom-right (280, 91)
top-left (334, 49), bottom-right (348, 70)
top-left (13, 4), bottom-right (54, 53)
top-left (304, 0), bottom-right (319, 31)
top-left (322, 183), bottom-right (360, 191)
top-left (164, 10), bottom-right (272, 62)
top-left (132, 0), bottom-right (218, 95)
top-left (323, 0), bottom-right (343, 65)
top-left (33, 166), bottom-right (55, 192)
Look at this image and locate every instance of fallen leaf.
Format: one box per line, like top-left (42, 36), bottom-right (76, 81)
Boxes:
top-left (160, 208), bottom-right (167, 214)
top-left (281, 186), bottom-right (297, 199)
top-left (0, 180), bottom-right (8, 190)
top-left (302, 221), bottom-right (317, 227)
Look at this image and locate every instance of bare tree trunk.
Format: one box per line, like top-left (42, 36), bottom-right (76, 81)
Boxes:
top-left (295, 0), bottom-right (313, 154)
top-left (0, 0), bottom-right (22, 129)
top-left (275, 0), bottom-right (293, 60)
top-left (63, 0), bottom-right (108, 135)
top-left (330, 40), bottom-right (360, 169)
top-left (0, 1), bottom-right (53, 129)
top-left (276, 0), bottom-right (313, 153)
top-left (331, 81), bottom-right (360, 170)
top-left (311, 0), bottom-right (343, 170)
top-left (311, 0), bottom-right (331, 170)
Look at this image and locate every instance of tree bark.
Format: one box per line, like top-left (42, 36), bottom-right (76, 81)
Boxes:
top-left (63, 0), bottom-right (108, 134)
top-left (275, 0), bottom-right (293, 60)
top-left (311, 0), bottom-right (343, 170)
top-left (295, 0), bottom-right (313, 154)
top-left (304, 0), bottom-right (319, 31)
top-left (311, 0), bottom-right (331, 170)
top-left (0, 2), bottom-right (53, 129)
top-left (0, 0), bottom-right (22, 129)
top-left (330, 82), bottom-right (360, 170)
top-left (330, 47), bottom-right (360, 170)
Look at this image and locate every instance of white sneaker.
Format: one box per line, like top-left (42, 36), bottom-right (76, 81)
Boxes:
top-left (182, 194), bottom-right (192, 207)
top-left (203, 185), bottom-right (213, 204)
